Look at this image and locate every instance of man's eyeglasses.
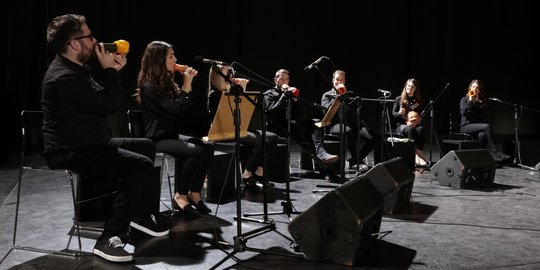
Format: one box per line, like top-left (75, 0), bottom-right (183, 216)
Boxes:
top-left (73, 34), bottom-right (94, 41)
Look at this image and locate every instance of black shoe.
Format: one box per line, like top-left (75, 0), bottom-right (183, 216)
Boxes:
top-left (243, 184), bottom-right (261, 193)
top-left (93, 234), bottom-right (132, 262)
top-left (188, 196), bottom-right (212, 214)
top-left (497, 152), bottom-right (511, 162)
top-left (357, 164), bottom-right (370, 173)
top-left (242, 176), bottom-right (257, 186)
top-left (491, 150), bottom-right (511, 162)
top-left (253, 174), bottom-right (274, 188)
top-left (317, 151), bottom-right (339, 164)
top-left (172, 199), bottom-right (201, 217)
top-left (130, 214), bottom-right (170, 237)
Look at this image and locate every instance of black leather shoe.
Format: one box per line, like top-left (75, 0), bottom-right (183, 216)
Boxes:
top-left (242, 176), bottom-right (257, 186)
top-left (253, 175), bottom-right (274, 188)
top-left (188, 197), bottom-right (212, 214)
top-left (242, 177), bottom-right (261, 194)
top-left (172, 199), bottom-right (201, 217)
top-left (490, 150), bottom-right (511, 162)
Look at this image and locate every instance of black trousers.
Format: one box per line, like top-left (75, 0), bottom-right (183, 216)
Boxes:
top-left (46, 138), bottom-right (157, 235)
top-left (155, 135), bottom-right (214, 195)
top-left (460, 123), bottom-right (497, 151)
top-left (396, 124), bottom-right (425, 150)
top-left (239, 130), bottom-right (280, 172)
top-left (330, 124), bottom-right (376, 164)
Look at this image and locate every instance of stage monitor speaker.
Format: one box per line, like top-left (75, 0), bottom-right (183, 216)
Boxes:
top-left (364, 157), bottom-right (415, 214)
top-left (432, 149), bottom-right (496, 188)
top-left (288, 176), bottom-right (383, 266)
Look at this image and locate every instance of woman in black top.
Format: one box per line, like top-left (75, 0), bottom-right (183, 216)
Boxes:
top-left (137, 41), bottom-right (214, 215)
top-left (459, 79), bottom-right (510, 162)
top-left (208, 64), bottom-right (279, 188)
top-left (392, 78), bottom-right (426, 165)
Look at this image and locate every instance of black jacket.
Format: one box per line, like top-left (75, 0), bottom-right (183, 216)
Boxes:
top-left (41, 55), bottom-right (121, 154)
top-left (140, 81), bottom-right (192, 141)
top-left (459, 96), bottom-right (488, 126)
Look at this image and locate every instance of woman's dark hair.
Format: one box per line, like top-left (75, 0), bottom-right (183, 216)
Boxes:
top-left (467, 79), bottom-right (488, 103)
top-left (400, 78), bottom-right (422, 107)
top-left (137, 41), bottom-right (178, 99)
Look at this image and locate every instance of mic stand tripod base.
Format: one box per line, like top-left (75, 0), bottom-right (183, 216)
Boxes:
top-left (242, 200), bottom-right (302, 221)
top-left (235, 182), bottom-right (276, 224)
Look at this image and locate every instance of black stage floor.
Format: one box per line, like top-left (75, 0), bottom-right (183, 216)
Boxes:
top-left (1, 151), bottom-right (539, 270)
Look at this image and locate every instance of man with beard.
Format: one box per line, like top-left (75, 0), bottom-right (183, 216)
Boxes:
top-left (41, 14), bottom-right (169, 263)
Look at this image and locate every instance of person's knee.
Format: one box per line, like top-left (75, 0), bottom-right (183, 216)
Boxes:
top-left (139, 157), bottom-right (154, 170)
top-left (137, 138), bottom-right (156, 160)
top-left (478, 132), bottom-right (487, 140)
top-left (192, 145), bottom-right (213, 162)
top-left (205, 144), bottom-right (215, 158)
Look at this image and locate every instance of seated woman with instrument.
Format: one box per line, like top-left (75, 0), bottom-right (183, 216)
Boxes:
top-left (459, 79), bottom-right (510, 162)
top-left (207, 64), bottom-right (280, 191)
top-left (136, 41), bottom-right (215, 216)
top-left (392, 78), bottom-right (427, 166)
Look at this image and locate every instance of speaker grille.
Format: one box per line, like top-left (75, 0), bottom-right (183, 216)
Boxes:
top-left (288, 177), bottom-right (383, 266)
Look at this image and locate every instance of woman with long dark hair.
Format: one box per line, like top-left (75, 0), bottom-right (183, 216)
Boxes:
top-left (207, 64), bottom-right (280, 189)
top-left (459, 79), bottom-right (510, 162)
top-left (392, 78), bottom-right (426, 165)
top-left (136, 41), bottom-right (214, 215)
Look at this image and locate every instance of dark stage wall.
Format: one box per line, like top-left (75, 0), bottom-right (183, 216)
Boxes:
top-left (2, 0), bottom-right (539, 162)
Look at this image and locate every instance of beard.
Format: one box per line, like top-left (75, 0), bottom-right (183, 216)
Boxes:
top-left (76, 42), bottom-right (96, 63)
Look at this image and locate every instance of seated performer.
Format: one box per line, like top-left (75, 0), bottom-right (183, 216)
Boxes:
top-left (392, 78), bottom-right (427, 166)
top-left (43, 14), bottom-right (169, 263)
top-left (264, 69), bottom-right (338, 165)
top-left (459, 79), bottom-right (510, 162)
top-left (207, 64), bottom-right (280, 190)
top-left (136, 41), bottom-right (215, 216)
top-left (321, 70), bottom-right (376, 172)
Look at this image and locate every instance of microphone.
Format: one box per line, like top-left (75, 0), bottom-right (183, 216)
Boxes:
top-left (194, 56), bottom-right (228, 65)
top-left (304, 56), bottom-right (327, 71)
top-left (102, 40), bottom-right (129, 54)
top-left (378, 89), bottom-right (391, 95)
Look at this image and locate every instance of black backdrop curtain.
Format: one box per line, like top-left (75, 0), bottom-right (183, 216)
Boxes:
top-left (2, 0), bottom-right (539, 163)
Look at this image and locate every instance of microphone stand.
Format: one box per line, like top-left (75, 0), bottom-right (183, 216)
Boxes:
top-left (209, 66), bottom-right (301, 270)
top-left (242, 88), bottom-right (303, 222)
top-left (363, 96), bottom-right (394, 164)
top-left (420, 83), bottom-right (450, 168)
top-left (489, 98), bottom-right (540, 169)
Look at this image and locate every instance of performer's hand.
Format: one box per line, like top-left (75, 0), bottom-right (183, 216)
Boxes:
top-left (95, 43), bottom-right (117, 70)
top-left (112, 53), bottom-right (127, 71)
top-left (233, 78), bottom-right (249, 91)
top-left (406, 111), bottom-right (421, 127)
top-left (399, 107), bottom-right (406, 116)
top-left (181, 67), bottom-right (198, 93)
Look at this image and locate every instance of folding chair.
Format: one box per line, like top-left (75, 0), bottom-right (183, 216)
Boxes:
top-left (442, 113), bottom-right (482, 153)
top-left (4, 110), bottom-right (116, 260)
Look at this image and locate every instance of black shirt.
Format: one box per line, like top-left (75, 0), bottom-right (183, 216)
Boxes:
top-left (41, 55), bottom-right (121, 154)
top-left (139, 81), bottom-right (191, 141)
top-left (459, 96), bottom-right (488, 126)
